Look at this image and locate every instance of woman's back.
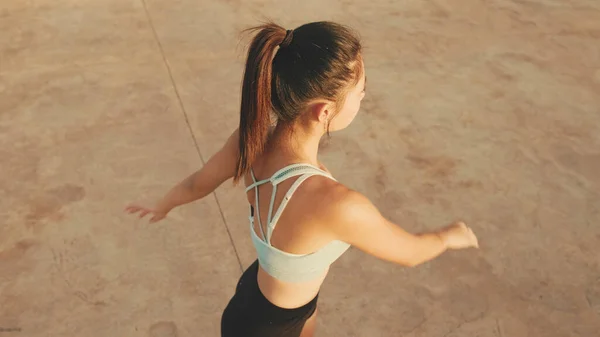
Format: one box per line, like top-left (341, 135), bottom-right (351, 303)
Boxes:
top-left (244, 145), bottom-right (347, 309)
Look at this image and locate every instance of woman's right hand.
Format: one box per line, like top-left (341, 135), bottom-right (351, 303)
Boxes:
top-left (438, 222), bottom-right (479, 249)
top-left (125, 204), bottom-right (170, 223)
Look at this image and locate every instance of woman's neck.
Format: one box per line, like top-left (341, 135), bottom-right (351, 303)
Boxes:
top-left (265, 121), bottom-right (324, 166)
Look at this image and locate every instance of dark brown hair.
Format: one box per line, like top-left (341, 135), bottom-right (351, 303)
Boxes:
top-left (234, 21), bottom-right (363, 183)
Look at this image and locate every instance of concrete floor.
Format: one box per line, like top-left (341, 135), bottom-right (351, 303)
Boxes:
top-left (1, 0), bottom-right (599, 336)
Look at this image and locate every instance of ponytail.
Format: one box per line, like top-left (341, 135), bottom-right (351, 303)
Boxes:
top-left (234, 23), bottom-right (287, 183)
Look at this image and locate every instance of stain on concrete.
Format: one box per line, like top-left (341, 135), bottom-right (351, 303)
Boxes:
top-left (456, 180), bottom-right (484, 189)
top-left (406, 154), bottom-right (458, 179)
top-left (0, 239), bottom-right (38, 261)
top-left (149, 321), bottom-right (178, 337)
top-left (25, 183), bottom-right (85, 229)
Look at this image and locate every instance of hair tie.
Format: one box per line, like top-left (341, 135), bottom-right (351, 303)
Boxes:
top-left (280, 29), bottom-right (294, 48)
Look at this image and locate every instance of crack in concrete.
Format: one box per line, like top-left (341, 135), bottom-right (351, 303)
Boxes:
top-left (496, 318), bottom-right (503, 337)
top-left (139, 0), bottom-right (243, 273)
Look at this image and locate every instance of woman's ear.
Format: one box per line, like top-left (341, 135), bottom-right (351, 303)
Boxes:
top-left (310, 102), bottom-right (332, 123)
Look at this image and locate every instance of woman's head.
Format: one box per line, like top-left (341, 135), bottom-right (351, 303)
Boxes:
top-left (235, 21), bottom-right (365, 182)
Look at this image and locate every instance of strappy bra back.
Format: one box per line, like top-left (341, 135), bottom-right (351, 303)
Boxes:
top-left (245, 163), bottom-right (350, 283)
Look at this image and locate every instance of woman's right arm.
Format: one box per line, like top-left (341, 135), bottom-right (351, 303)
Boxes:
top-left (125, 128), bottom-right (240, 222)
top-left (326, 188), bottom-right (478, 267)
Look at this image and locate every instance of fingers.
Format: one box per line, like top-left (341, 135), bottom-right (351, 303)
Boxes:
top-left (455, 221), bottom-right (479, 249)
top-left (466, 227), bottom-right (479, 248)
top-left (125, 205), bottom-right (150, 216)
top-left (139, 209), bottom-right (151, 218)
top-left (470, 230), bottom-right (479, 248)
top-left (125, 204), bottom-right (152, 219)
top-left (125, 204), bottom-right (167, 223)
top-left (125, 205), bottom-right (141, 213)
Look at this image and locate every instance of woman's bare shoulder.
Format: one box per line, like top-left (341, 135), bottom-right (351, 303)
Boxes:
top-left (302, 178), bottom-right (365, 219)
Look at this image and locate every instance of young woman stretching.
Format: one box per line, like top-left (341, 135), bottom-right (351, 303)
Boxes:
top-left (126, 21), bottom-right (479, 337)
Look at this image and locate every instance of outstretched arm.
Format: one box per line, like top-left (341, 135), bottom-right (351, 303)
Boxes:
top-left (126, 129), bottom-right (239, 222)
top-left (324, 187), bottom-right (478, 267)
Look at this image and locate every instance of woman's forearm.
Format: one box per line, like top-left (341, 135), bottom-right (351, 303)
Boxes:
top-left (153, 132), bottom-right (240, 213)
top-left (155, 171), bottom-right (212, 212)
top-left (127, 129), bottom-right (238, 221)
top-left (407, 231), bottom-right (448, 266)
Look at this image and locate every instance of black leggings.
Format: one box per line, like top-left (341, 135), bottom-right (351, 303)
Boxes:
top-left (221, 259), bottom-right (318, 337)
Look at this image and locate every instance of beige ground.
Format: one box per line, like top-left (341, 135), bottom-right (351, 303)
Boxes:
top-left (1, 0), bottom-right (599, 336)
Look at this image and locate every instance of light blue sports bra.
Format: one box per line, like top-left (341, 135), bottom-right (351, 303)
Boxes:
top-left (245, 163), bottom-right (351, 283)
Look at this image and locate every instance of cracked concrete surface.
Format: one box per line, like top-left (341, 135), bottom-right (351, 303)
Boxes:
top-left (1, 0), bottom-right (599, 336)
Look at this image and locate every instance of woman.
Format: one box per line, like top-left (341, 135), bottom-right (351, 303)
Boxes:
top-left (126, 21), bottom-right (479, 337)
